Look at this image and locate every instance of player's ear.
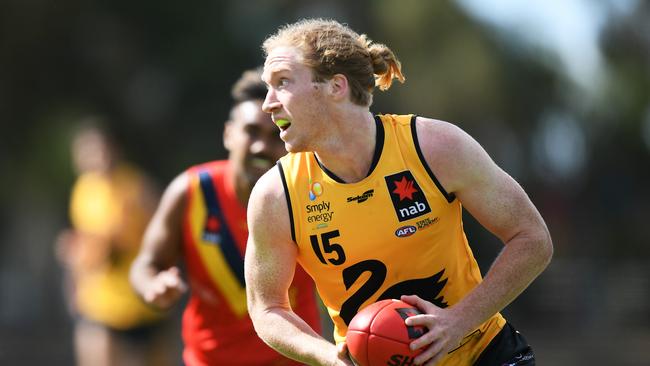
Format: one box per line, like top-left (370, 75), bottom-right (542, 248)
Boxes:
top-left (223, 120), bottom-right (234, 152)
top-left (328, 74), bottom-right (349, 101)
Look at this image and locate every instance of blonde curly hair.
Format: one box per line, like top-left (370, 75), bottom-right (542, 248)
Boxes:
top-left (263, 18), bottom-right (405, 106)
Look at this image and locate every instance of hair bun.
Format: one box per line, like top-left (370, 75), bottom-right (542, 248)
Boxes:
top-left (367, 42), bottom-right (405, 91)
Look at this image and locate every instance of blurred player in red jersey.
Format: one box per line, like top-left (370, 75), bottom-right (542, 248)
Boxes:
top-left (130, 68), bottom-right (322, 365)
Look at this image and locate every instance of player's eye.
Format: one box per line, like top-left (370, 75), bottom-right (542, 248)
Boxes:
top-left (244, 125), bottom-right (261, 138)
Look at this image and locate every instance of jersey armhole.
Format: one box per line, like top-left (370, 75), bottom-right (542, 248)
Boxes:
top-left (410, 115), bottom-right (456, 203)
top-left (183, 168), bottom-right (199, 237)
top-left (276, 162), bottom-right (297, 243)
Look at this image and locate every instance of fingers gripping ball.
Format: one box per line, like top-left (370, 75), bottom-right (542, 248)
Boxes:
top-left (346, 299), bottom-right (426, 366)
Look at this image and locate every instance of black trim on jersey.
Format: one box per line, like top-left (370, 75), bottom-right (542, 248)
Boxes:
top-left (314, 154), bottom-right (344, 183)
top-left (276, 162), bottom-right (296, 242)
top-left (313, 115), bottom-right (385, 183)
top-left (410, 115), bottom-right (456, 203)
top-left (368, 115), bottom-right (385, 176)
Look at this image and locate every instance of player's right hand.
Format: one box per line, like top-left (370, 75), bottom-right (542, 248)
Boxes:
top-left (400, 294), bottom-right (468, 366)
top-left (144, 266), bottom-right (187, 309)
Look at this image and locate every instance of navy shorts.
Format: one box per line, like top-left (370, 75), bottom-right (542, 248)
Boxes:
top-left (474, 323), bottom-right (535, 366)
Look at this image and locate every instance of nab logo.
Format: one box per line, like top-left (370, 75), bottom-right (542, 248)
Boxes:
top-left (385, 171), bottom-right (431, 222)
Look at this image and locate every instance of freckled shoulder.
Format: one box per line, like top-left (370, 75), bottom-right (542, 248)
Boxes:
top-left (414, 116), bottom-right (479, 194)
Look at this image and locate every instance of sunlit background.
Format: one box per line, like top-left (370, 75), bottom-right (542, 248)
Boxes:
top-left (1, 0), bottom-right (649, 364)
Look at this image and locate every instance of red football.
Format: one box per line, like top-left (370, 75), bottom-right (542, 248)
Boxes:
top-left (346, 299), bottom-right (426, 366)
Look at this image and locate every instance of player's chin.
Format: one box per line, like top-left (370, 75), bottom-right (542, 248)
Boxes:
top-left (249, 157), bottom-right (274, 170)
top-left (245, 169), bottom-right (266, 184)
top-left (283, 141), bottom-right (306, 154)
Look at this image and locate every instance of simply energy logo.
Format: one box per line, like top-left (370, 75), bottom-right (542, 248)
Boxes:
top-left (305, 201), bottom-right (334, 224)
top-left (385, 171), bottom-right (431, 222)
top-left (308, 180), bottom-right (323, 201)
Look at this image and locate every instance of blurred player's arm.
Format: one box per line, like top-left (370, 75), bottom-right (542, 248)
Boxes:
top-left (113, 172), bottom-right (161, 252)
top-left (55, 229), bottom-right (112, 277)
top-left (245, 167), bottom-right (352, 366)
top-left (402, 117), bottom-right (553, 365)
top-left (130, 172), bottom-right (188, 310)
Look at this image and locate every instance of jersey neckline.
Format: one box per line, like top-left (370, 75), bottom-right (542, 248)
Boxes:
top-left (313, 115), bottom-right (385, 184)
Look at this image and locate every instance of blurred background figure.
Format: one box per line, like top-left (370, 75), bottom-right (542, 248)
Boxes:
top-left (129, 68), bottom-right (322, 365)
top-left (55, 118), bottom-right (176, 366)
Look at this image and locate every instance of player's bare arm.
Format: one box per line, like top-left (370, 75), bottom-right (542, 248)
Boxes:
top-left (130, 172), bottom-right (188, 309)
top-left (401, 117), bottom-right (553, 365)
top-left (245, 167), bottom-right (353, 366)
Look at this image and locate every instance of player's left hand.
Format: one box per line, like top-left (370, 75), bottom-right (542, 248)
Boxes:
top-left (400, 294), bottom-right (469, 366)
top-left (336, 340), bottom-right (355, 366)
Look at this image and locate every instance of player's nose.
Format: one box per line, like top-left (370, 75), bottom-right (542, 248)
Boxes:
top-left (250, 139), bottom-right (268, 155)
top-left (262, 89), bottom-right (280, 114)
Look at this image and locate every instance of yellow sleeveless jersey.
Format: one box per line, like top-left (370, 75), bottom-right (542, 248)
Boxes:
top-left (278, 114), bottom-right (506, 365)
top-left (70, 164), bottom-right (163, 329)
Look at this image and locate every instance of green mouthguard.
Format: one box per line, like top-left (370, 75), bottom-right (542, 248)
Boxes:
top-left (275, 119), bottom-right (290, 128)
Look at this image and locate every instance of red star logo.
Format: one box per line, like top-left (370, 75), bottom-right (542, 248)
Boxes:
top-left (206, 216), bottom-right (221, 232)
top-left (392, 176), bottom-right (417, 201)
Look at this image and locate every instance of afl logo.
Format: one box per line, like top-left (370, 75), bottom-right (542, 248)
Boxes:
top-left (395, 225), bottom-right (417, 238)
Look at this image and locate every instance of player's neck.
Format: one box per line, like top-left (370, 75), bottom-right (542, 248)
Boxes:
top-left (313, 110), bottom-right (376, 183)
top-left (226, 162), bottom-right (250, 207)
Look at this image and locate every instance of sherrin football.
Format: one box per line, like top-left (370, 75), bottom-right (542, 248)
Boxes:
top-left (346, 299), bottom-right (427, 366)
